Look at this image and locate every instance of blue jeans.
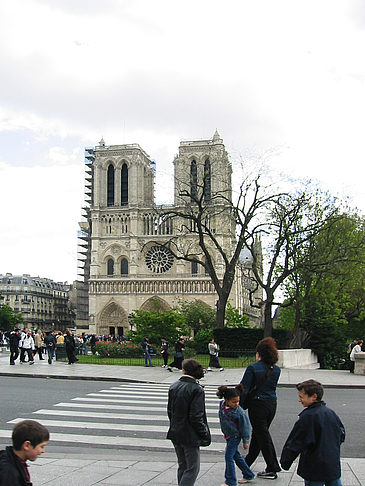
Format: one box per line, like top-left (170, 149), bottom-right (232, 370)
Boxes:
top-left (144, 349), bottom-right (152, 366)
top-left (304, 479), bottom-right (342, 486)
top-left (225, 437), bottom-right (254, 486)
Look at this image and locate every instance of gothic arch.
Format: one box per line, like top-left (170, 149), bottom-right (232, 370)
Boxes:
top-left (98, 301), bottom-right (129, 335)
top-left (107, 164), bottom-right (115, 206)
top-left (140, 296), bottom-right (170, 312)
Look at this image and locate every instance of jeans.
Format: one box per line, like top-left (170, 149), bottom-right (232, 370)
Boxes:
top-left (225, 437), bottom-right (254, 486)
top-left (144, 349), bottom-right (152, 366)
top-left (246, 399), bottom-right (281, 473)
top-left (10, 347), bottom-right (19, 364)
top-left (173, 443), bottom-right (200, 486)
top-left (46, 346), bottom-right (54, 364)
top-left (304, 479), bottom-right (342, 486)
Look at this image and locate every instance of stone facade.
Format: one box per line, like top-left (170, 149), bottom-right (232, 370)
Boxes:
top-left (78, 132), bottom-right (263, 336)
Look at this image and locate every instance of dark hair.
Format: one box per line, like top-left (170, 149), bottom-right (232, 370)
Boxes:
top-left (12, 420), bottom-right (49, 450)
top-left (182, 359), bottom-right (204, 379)
top-left (65, 329), bottom-right (71, 336)
top-left (216, 384), bottom-right (244, 400)
top-left (256, 337), bottom-right (278, 365)
top-left (296, 379), bottom-right (324, 401)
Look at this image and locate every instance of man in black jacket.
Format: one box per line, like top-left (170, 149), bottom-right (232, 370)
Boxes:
top-left (0, 420), bottom-right (49, 486)
top-left (167, 359), bottom-right (211, 486)
top-left (280, 379), bottom-right (345, 486)
top-left (9, 329), bottom-right (21, 365)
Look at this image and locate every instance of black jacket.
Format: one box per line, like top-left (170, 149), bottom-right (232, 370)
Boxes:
top-left (167, 376), bottom-right (211, 447)
top-left (0, 446), bottom-right (31, 486)
top-left (280, 401), bottom-right (345, 481)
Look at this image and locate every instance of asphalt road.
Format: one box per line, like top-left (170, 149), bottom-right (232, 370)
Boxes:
top-left (0, 376), bottom-right (364, 457)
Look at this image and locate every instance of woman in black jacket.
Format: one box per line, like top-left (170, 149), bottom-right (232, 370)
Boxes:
top-left (167, 359), bottom-right (211, 486)
top-left (64, 329), bottom-right (78, 365)
top-left (240, 337), bottom-right (281, 480)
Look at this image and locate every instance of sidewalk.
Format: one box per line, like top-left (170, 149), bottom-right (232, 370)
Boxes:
top-left (1, 353), bottom-right (364, 485)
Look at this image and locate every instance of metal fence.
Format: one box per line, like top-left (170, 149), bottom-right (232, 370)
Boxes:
top-left (74, 349), bottom-right (257, 368)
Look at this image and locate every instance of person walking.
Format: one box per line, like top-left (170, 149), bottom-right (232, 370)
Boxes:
top-left (168, 338), bottom-right (185, 372)
top-left (239, 337), bottom-right (281, 480)
top-left (44, 331), bottom-right (56, 364)
top-left (34, 330), bottom-right (44, 360)
top-left (9, 329), bottom-right (21, 365)
top-left (207, 338), bottom-right (224, 371)
top-left (280, 379), bottom-right (345, 486)
top-left (167, 359), bottom-right (211, 486)
top-left (20, 330), bottom-right (35, 365)
top-left (161, 337), bottom-right (169, 367)
top-left (217, 384), bottom-right (254, 486)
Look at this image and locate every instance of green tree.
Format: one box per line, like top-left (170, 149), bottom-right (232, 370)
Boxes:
top-left (0, 304), bottom-right (24, 331)
top-left (224, 303), bottom-right (250, 328)
top-left (128, 308), bottom-right (188, 347)
top-left (178, 299), bottom-right (215, 334)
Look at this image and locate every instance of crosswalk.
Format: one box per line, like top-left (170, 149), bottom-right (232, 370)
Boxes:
top-left (0, 382), bottom-right (226, 453)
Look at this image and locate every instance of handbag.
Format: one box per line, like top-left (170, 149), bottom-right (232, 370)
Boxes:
top-left (240, 365), bottom-right (274, 410)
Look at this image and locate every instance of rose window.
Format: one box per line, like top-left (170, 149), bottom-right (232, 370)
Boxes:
top-left (145, 246), bottom-right (174, 273)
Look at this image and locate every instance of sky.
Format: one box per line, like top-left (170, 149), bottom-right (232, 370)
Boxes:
top-left (1, 0), bottom-right (365, 284)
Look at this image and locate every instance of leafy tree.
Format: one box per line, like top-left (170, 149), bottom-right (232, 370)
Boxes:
top-left (225, 303), bottom-right (250, 328)
top-left (177, 299), bottom-right (215, 334)
top-left (128, 308), bottom-right (188, 347)
top-left (0, 305), bottom-right (24, 331)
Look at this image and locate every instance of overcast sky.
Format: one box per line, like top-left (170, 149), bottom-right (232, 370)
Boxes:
top-left (1, 0), bottom-right (364, 284)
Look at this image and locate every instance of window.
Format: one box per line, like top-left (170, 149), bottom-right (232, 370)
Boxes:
top-left (121, 163), bottom-right (128, 206)
top-left (107, 258), bottom-right (114, 275)
top-left (107, 164), bottom-right (115, 206)
top-left (204, 159), bottom-right (211, 201)
top-left (191, 260), bottom-right (198, 275)
top-left (121, 258), bottom-right (128, 275)
top-left (190, 160), bottom-right (197, 201)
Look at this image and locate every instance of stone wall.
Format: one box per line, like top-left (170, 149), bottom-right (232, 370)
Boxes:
top-left (277, 349), bottom-right (320, 369)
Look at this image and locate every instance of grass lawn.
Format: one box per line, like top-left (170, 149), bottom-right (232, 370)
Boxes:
top-left (77, 353), bottom-right (255, 368)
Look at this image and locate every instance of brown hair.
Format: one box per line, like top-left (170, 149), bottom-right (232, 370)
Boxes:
top-left (256, 337), bottom-right (278, 365)
top-left (12, 420), bottom-right (49, 450)
top-left (296, 379), bottom-right (324, 401)
top-left (216, 384), bottom-right (244, 400)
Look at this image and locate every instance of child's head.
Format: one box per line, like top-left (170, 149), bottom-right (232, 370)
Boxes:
top-left (182, 359), bottom-right (204, 379)
top-left (296, 379), bottom-right (324, 407)
top-left (216, 384), bottom-right (244, 409)
top-left (12, 420), bottom-right (49, 461)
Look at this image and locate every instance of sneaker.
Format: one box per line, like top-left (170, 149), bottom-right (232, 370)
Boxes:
top-left (257, 471), bottom-right (277, 480)
top-left (167, 366), bottom-right (173, 372)
top-left (220, 368), bottom-right (224, 371)
top-left (207, 367), bottom-right (212, 371)
top-left (161, 365), bottom-right (166, 368)
top-left (238, 478), bottom-right (254, 483)
top-left (29, 361), bottom-right (34, 365)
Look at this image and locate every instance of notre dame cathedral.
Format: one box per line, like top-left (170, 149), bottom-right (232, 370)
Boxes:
top-left (76, 131), bottom-right (263, 336)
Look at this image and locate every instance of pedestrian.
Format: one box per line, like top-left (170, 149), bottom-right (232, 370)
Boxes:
top-left (0, 419), bottom-right (49, 486)
top-left (167, 359), bottom-right (211, 486)
top-left (217, 384), bottom-right (254, 486)
top-left (167, 338), bottom-right (185, 372)
top-left (161, 337), bottom-right (169, 367)
top-left (18, 328), bottom-right (28, 363)
top-left (56, 331), bottom-right (64, 345)
top-left (34, 330), bottom-right (44, 360)
top-left (64, 329), bottom-right (78, 364)
top-left (9, 329), bottom-right (21, 365)
top-left (239, 337), bottom-right (281, 480)
top-left (207, 338), bottom-right (224, 371)
top-left (44, 331), bottom-right (57, 364)
top-left (349, 339), bottom-right (363, 373)
top-left (141, 336), bottom-right (154, 367)
top-left (280, 379), bottom-right (345, 486)
top-left (20, 330), bottom-right (35, 365)
top-left (90, 334), bottom-right (97, 354)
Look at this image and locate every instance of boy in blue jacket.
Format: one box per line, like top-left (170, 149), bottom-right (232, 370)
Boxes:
top-left (217, 384), bottom-right (255, 486)
top-left (280, 379), bottom-right (345, 486)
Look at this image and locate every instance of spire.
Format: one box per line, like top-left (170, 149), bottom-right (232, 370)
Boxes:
top-left (212, 129), bottom-right (222, 142)
top-left (99, 137), bottom-right (105, 147)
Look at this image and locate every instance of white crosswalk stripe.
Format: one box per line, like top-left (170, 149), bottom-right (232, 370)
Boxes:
top-left (4, 383), bottom-right (226, 452)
